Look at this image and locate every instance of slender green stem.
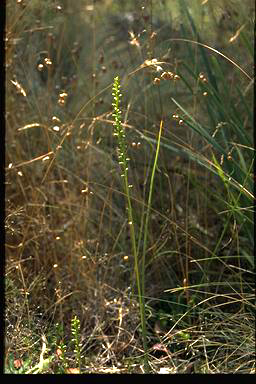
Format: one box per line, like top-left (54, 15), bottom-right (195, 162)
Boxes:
top-left (141, 119), bottom-right (163, 287)
top-left (141, 120), bottom-right (163, 368)
top-left (112, 78), bottom-right (164, 371)
top-left (112, 77), bottom-right (147, 368)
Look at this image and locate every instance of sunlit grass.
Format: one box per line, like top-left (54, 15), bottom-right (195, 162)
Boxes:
top-left (5, 0), bottom-right (254, 374)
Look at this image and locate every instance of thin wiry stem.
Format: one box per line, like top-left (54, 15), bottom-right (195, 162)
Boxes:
top-left (112, 76), bottom-right (148, 369)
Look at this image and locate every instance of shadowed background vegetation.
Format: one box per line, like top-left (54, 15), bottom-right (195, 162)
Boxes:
top-left (5, 0), bottom-right (254, 374)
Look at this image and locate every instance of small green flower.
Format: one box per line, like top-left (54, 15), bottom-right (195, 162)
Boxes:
top-left (112, 76), bottom-right (129, 177)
